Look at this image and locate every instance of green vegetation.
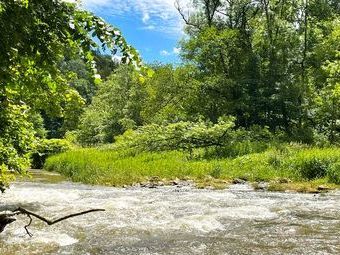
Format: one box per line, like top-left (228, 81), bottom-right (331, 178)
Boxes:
top-left (0, 0), bottom-right (140, 190)
top-left (31, 139), bottom-right (73, 169)
top-left (1, 1), bottom-right (339, 192)
top-left (74, 0), bottom-right (339, 149)
top-left (45, 145), bottom-right (340, 191)
top-left (0, 103), bottom-right (35, 191)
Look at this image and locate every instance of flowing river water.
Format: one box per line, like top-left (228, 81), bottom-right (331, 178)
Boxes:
top-left (0, 171), bottom-right (339, 255)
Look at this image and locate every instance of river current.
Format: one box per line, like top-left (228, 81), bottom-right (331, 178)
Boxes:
top-left (0, 171), bottom-right (339, 254)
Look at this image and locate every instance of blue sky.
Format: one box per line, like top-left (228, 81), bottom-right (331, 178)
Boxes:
top-left (76, 0), bottom-right (191, 64)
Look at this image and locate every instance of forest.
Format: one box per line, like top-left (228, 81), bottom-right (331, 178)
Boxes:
top-left (0, 0), bottom-right (340, 193)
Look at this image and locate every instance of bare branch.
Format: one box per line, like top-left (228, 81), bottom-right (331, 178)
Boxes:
top-left (14, 207), bottom-right (105, 226)
top-left (1, 207), bottom-right (105, 236)
top-left (215, 9), bottom-right (228, 17)
top-left (175, 0), bottom-right (201, 29)
top-left (24, 214), bottom-right (33, 237)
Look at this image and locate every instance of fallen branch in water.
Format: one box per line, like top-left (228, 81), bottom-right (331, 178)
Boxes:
top-left (0, 207), bottom-right (105, 237)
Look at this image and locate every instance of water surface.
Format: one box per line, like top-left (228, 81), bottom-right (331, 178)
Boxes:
top-left (0, 172), bottom-right (339, 254)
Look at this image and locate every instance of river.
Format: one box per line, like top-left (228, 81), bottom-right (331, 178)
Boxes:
top-left (0, 171), bottom-right (339, 254)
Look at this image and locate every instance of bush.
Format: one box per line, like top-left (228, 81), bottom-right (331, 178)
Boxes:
top-left (31, 139), bottom-right (72, 169)
top-left (290, 126), bottom-right (315, 144)
top-left (298, 157), bottom-right (330, 180)
top-left (114, 116), bottom-right (236, 153)
top-left (284, 148), bottom-right (340, 180)
top-left (113, 119), bottom-right (275, 160)
top-left (204, 141), bottom-right (270, 159)
top-left (328, 163), bottom-right (340, 184)
top-left (0, 103), bottom-right (36, 190)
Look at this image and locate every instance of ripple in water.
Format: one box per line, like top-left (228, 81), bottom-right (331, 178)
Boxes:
top-left (0, 180), bottom-right (339, 255)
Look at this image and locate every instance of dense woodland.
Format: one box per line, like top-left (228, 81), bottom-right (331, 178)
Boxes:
top-left (79, 0), bottom-right (340, 146)
top-left (0, 0), bottom-right (339, 190)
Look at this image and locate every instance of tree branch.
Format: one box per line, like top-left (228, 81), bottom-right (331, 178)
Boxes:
top-left (14, 207), bottom-right (105, 226)
top-left (175, 0), bottom-right (202, 29)
top-left (1, 207), bottom-right (105, 236)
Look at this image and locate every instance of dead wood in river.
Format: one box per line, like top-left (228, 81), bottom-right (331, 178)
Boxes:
top-left (0, 207), bottom-right (105, 236)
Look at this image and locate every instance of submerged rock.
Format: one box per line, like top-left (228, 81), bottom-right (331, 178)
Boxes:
top-left (140, 182), bottom-right (157, 189)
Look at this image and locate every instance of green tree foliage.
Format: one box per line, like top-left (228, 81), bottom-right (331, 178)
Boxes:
top-left (114, 116), bottom-right (237, 153)
top-left (178, 0), bottom-right (340, 140)
top-left (77, 66), bottom-right (145, 145)
top-left (313, 18), bottom-right (340, 143)
top-left (0, 0), bottom-right (140, 189)
top-left (42, 52), bottom-right (118, 139)
top-left (141, 64), bottom-right (200, 124)
top-left (76, 0), bottom-right (339, 150)
top-left (94, 52), bottom-right (119, 80)
top-left (76, 64), bottom-right (202, 145)
top-left (112, 115), bottom-right (273, 157)
top-left (0, 102), bottom-right (35, 189)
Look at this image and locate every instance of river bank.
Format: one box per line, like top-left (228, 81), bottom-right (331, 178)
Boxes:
top-left (44, 146), bottom-right (340, 193)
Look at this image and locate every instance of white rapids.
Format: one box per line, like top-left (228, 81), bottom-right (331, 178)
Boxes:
top-left (0, 174), bottom-right (339, 255)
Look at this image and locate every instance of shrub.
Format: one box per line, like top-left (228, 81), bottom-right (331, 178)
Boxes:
top-left (290, 126), bottom-right (315, 144)
top-left (0, 103), bottom-right (36, 190)
top-left (113, 119), bottom-right (276, 160)
top-left (210, 165), bottom-right (222, 178)
top-left (298, 157), bottom-right (330, 180)
top-left (31, 139), bottom-right (72, 169)
top-left (114, 116), bottom-right (236, 153)
top-left (204, 141), bottom-right (270, 159)
top-left (287, 148), bottom-right (340, 180)
top-left (328, 163), bottom-right (340, 184)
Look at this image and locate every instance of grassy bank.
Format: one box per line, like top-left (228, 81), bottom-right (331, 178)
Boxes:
top-left (44, 145), bottom-right (340, 192)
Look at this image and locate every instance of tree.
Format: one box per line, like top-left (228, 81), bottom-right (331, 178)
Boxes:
top-left (178, 0), bottom-right (339, 142)
top-left (77, 66), bottom-right (146, 145)
top-left (313, 18), bottom-right (340, 143)
top-left (141, 64), bottom-right (200, 124)
top-left (0, 0), bottom-right (141, 190)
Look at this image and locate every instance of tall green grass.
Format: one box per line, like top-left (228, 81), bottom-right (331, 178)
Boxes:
top-left (45, 145), bottom-right (340, 187)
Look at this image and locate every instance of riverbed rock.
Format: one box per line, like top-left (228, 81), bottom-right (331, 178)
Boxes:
top-left (232, 178), bottom-right (246, 184)
top-left (276, 178), bottom-right (291, 184)
top-left (157, 181), bottom-right (165, 187)
top-left (254, 182), bottom-right (268, 190)
top-left (140, 182), bottom-right (155, 188)
top-left (317, 185), bottom-right (331, 191)
top-left (132, 183), bottom-right (141, 188)
top-left (171, 179), bottom-right (180, 186)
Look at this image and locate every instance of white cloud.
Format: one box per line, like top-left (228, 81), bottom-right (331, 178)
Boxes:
top-left (160, 50), bottom-right (171, 56)
top-left (141, 25), bottom-right (156, 30)
top-left (142, 12), bottom-right (150, 23)
top-left (77, 0), bottom-right (191, 37)
top-left (160, 47), bottom-right (181, 56)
